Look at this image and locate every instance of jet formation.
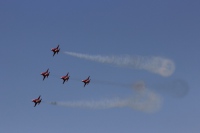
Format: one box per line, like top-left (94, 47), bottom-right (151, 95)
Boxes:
top-left (33, 45), bottom-right (91, 107)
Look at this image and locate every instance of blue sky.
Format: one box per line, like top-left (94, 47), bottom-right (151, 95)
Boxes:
top-left (0, 0), bottom-right (200, 133)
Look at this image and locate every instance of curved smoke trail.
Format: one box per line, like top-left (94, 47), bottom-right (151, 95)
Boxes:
top-left (49, 82), bottom-right (163, 113)
top-left (65, 52), bottom-right (175, 77)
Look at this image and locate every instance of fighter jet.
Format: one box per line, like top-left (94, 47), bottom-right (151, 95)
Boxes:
top-left (82, 76), bottom-right (91, 87)
top-left (61, 72), bottom-right (70, 84)
top-left (51, 45), bottom-right (60, 56)
top-left (41, 69), bottom-right (50, 80)
top-left (32, 95), bottom-right (42, 107)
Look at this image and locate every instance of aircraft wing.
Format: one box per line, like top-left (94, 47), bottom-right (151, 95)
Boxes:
top-left (34, 102), bottom-right (37, 107)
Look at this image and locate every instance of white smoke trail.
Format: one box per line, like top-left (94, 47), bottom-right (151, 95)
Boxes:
top-left (49, 82), bottom-right (162, 113)
top-left (65, 52), bottom-right (175, 77)
top-left (50, 98), bottom-right (129, 109)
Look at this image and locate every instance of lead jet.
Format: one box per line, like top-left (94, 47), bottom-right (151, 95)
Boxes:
top-left (51, 45), bottom-right (60, 56)
top-left (61, 72), bottom-right (70, 84)
top-left (41, 69), bottom-right (50, 80)
top-left (82, 76), bottom-right (91, 87)
top-left (32, 95), bottom-right (42, 107)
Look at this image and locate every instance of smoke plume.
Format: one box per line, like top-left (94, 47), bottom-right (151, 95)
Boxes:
top-left (49, 82), bottom-right (162, 113)
top-left (65, 52), bottom-right (175, 77)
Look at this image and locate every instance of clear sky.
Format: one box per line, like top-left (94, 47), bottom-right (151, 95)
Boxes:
top-left (0, 0), bottom-right (200, 133)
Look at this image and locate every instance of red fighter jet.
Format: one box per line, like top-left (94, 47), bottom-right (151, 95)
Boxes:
top-left (51, 44), bottom-right (60, 56)
top-left (32, 95), bottom-right (42, 107)
top-left (82, 76), bottom-right (91, 87)
top-left (41, 69), bottom-right (50, 80)
top-left (61, 72), bottom-right (70, 84)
